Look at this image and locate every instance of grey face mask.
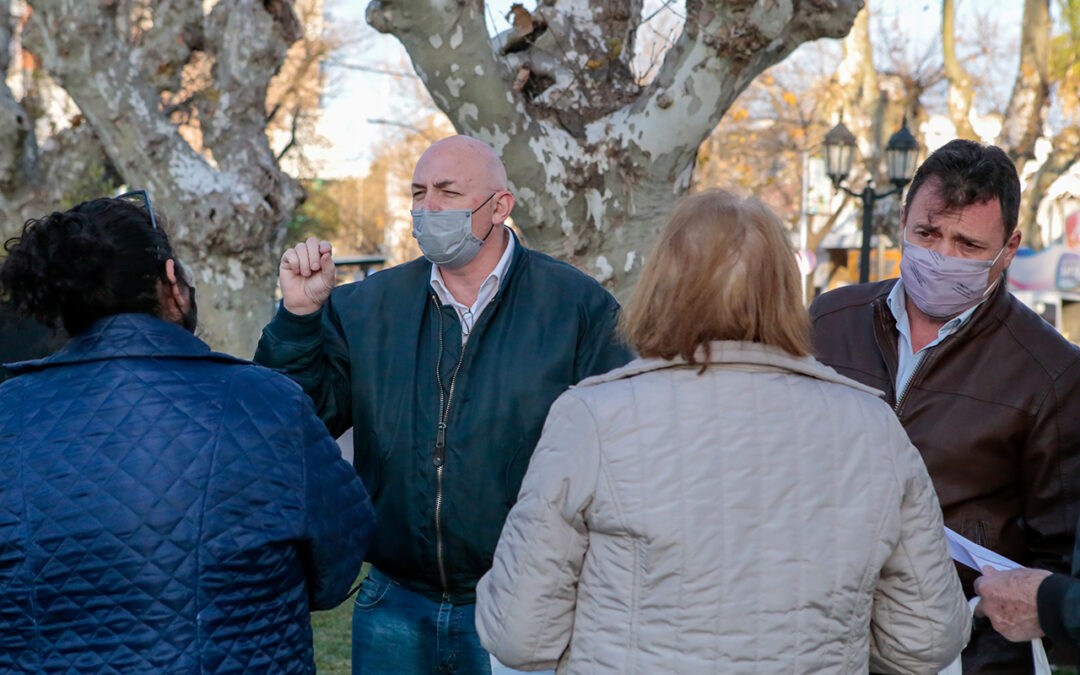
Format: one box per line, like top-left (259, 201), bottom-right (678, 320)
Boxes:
top-left (411, 193), bottom-right (497, 269)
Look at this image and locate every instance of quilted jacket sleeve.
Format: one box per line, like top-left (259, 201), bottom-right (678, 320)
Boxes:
top-left (869, 417), bottom-right (971, 674)
top-left (253, 297), bottom-right (354, 438)
top-left (475, 392), bottom-right (600, 670)
top-left (294, 391), bottom-right (376, 610)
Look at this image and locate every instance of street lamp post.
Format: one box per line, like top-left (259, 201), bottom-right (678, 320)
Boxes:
top-left (823, 117), bottom-right (920, 284)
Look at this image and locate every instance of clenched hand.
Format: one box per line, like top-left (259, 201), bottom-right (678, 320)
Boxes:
top-left (280, 237), bottom-right (335, 315)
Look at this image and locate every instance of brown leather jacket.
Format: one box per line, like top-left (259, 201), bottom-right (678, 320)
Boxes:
top-left (811, 279), bottom-right (1080, 673)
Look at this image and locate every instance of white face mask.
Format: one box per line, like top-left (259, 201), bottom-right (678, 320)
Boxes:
top-left (411, 193), bottom-right (497, 269)
top-left (900, 238), bottom-right (1006, 318)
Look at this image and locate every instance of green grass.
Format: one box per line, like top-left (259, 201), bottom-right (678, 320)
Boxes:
top-left (312, 564), bottom-right (367, 674)
top-left (312, 597), bottom-right (353, 673)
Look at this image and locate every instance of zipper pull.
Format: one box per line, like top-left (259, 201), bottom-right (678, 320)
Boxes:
top-left (434, 423), bottom-right (446, 466)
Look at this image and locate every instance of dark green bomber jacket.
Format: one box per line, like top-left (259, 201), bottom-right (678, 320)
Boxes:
top-left (254, 235), bottom-right (632, 604)
top-left (1039, 532), bottom-right (1080, 648)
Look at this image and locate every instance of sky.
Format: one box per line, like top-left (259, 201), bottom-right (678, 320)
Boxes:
top-left (308, 0), bottom-right (1026, 179)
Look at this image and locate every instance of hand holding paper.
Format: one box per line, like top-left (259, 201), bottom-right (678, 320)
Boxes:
top-left (974, 566), bottom-right (1051, 642)
top-left (943, 528), bottom-right (1051, 674)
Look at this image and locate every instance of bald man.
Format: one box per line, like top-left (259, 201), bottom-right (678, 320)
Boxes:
top-left (255, 135), bottom-right (631, 674)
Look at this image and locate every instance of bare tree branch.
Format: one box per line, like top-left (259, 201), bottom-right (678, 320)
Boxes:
top-left (942, 0), bottom-right (978, 139)
top-left (998, 0), bottom-right (1051, 163)
top-left (276, 105), bottom-right (303, 162)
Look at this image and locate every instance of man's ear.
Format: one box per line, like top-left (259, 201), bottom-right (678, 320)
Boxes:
top-left (493, 191), bottom-right (515, 225)
top-left (1002, 229), bottom-right (1023, 269)
top-left (163, 259), bottom-right (186, 311)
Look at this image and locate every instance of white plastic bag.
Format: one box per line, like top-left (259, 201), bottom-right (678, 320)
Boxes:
top-left (938, 597), bottom-right (1050, 675)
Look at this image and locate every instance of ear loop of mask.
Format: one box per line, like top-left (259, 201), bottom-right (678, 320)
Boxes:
top-left (473, 192), bottom-right (499, 242)
top-left (981, 244), bottom-right (1008, 298)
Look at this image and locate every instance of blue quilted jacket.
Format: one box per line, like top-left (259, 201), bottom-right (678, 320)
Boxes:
top-left (0, 314), bottom-right (376, 674)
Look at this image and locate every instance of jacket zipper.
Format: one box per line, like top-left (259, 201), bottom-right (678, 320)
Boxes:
top-left (432, 295), bottom-right (467, 600)
top-left (893, 332), bottom-right (951, 416)
top-left (893, 351), bottom-right (926, 415)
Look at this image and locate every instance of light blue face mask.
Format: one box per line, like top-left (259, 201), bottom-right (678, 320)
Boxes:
top-left (411, 193), bottom-right (497, 269)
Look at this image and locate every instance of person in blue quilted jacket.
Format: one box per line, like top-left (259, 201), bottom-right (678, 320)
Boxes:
top-left (0, 195), bottom-right (376, 674)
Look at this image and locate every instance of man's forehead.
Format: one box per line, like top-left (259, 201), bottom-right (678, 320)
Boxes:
top-left (908, 189), bottom-right (1005, 239)
top-left (413, 153), bottom-right (483, 184)
top-left (414, 136), bottom-right (506, 188)
top-left (410, 174), bottom-right (479, 189)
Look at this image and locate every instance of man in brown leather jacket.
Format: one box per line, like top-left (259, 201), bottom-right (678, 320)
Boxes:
top-left (811, 139), bottom-right (1080, 673)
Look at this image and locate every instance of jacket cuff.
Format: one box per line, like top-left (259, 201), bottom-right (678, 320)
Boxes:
top-left (1037, 572), bottom-right (1079, 644)
top-left (265, 303), bottom-right (325, 344)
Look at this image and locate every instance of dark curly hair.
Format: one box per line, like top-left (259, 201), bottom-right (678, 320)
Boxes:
top-left (904, 139), bottom-right (1021, 242)
top-left (0, 197), bottom-right (179, 336)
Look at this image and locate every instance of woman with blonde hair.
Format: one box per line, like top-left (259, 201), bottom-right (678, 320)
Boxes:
top-left (475, 189), bottom-right (970, 674)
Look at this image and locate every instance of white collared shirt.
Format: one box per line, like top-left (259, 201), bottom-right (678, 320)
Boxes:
top-left (887, 279), bottom-right (981, 397)
top-left (430, 231), bottom-right (515, 344)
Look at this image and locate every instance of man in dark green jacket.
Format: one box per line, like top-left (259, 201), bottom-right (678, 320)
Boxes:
top-left (254, 135), bottom-right (632, 675)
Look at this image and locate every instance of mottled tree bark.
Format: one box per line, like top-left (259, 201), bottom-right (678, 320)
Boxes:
top-left (367, 0), bottom-right (862, 298)
top-left (1019, 128), bottom-right (1080, 249)
top-left (0, 0), bottom-right (119, 245)
top-left (0, 0), bottom-right (304, 357)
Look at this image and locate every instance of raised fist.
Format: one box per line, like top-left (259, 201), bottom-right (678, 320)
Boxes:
top-left (280, 237), bottom-right (335, 315)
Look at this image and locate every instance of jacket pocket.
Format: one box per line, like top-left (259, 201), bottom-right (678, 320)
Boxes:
top-left (353, 572), bottom-right (392, 610)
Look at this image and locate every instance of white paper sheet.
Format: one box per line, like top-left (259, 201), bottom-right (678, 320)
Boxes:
top-left (940, 528), bottom-right (1051, 675)
top-left (945, 527), bottom-right (1022, 572)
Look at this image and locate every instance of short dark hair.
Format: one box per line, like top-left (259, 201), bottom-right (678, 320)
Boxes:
top-left (0, 197), bottom-right (178, 336)
top-left (904, 139), bottom-right (1021, 242)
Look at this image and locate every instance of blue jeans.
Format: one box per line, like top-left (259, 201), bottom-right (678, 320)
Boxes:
top-left (351, 567), bottom-right (490, 674)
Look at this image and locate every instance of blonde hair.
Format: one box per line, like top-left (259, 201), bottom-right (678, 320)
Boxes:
top-left (620, 189), bottom-right (812, 366)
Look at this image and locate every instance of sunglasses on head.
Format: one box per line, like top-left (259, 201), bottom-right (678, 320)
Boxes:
top-left (117, 189), bottom-right (194, 288)
top-left (116, 189), bottom-right (159, 230)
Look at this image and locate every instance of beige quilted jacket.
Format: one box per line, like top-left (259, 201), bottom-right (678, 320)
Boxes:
top-left (476, 341), bottom-right (970, 674)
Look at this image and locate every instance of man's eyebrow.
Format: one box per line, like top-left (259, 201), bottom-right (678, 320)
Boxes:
top-left (953, 232), bottom-right (984, 246)
top-left (412, 179), bottom-right (459, 191)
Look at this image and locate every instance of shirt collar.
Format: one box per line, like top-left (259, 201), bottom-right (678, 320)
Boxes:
top-left (888, 278), bottom-right (980, 340)
top-left (429, 228), bottom-right (515, 309)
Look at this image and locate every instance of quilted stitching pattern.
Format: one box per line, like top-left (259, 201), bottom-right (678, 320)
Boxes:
top-left (0, 314), bottom-right (374, 674)
top-left (477, 343), bottom-right (969, 674)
